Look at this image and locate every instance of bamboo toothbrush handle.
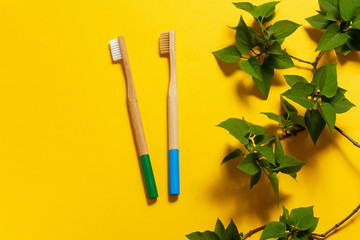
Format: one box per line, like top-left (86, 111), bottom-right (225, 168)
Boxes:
top-left (168, 30), bottom-right (179, 195)
top-left (118, 36), bottom-right (158, 199)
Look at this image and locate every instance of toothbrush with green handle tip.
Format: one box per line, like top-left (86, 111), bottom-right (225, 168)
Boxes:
top-left (109, 36), bottom-right (158, 199)
top-left (160, 30), bottom-right (179, 195)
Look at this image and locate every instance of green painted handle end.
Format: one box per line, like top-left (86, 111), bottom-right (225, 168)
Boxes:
top-left (140, 154), bottom-right (158, 199)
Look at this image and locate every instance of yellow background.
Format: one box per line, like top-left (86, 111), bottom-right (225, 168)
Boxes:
top-left (0, 0), bottom-right (359, 239)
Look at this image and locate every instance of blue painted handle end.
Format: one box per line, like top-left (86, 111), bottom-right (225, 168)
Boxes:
top-left (169, 149), bottom-right (179, 195)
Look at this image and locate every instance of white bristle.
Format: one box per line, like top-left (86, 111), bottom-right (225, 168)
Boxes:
top-left (159, 32), bottom-right (170, 54)
top-left (109, 39), bottom-right (122, 61)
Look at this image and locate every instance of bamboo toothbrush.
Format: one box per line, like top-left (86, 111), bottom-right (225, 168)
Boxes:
top-left (160, 30), bottom-right (179, 195)
top-left (109, 36), bottom-right (158, 199)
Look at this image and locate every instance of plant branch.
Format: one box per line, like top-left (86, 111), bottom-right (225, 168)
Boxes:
top-left (279, 128), bottom-right (306, 141)
top-left (242, 225), bottom-right (266, 240)
top-left (335, 126), bottom-right (360, 148)
top-left (312, 203), bottom-right (360, 238)
top-left (241, 203), bottom-right (360, 240)
top-left (289, 52), bottom-right (360, 148)
top-left (289, 51), bottom-right (324, 69)
top-left (313, 51), bottom-right (323, 69)
top-left (265, 128), bottom-right (306, 146)
top-left (289, 55), bottom-right (315, 67)
top-left (275, 126), bottom-right (359, 149)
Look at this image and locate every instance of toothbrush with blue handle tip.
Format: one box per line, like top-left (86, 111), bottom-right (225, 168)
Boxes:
top-left (110, 36), bottom-right (158, 199)
top-left (160, 30), bottom-right (179, 195)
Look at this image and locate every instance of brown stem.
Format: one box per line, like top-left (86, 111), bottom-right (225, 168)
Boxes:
top-left (265, 128), bottom-right (306, 146)
top-left (289, 51), bottom-right (324, 69)
top-left (279, 128), bottom-right (306, 141)
top-left (312, 203), bottom-right (360, 238)
top-left (242, 225), bottom-right (266, 240)
top-left (289, 55), bottom-right (315, 67)
top-left (313, 51), bottom-right (323, 69)
top-left (335, 126), bottom-right (360, 148)
top-left (274, 126), bottom-right (359, 149)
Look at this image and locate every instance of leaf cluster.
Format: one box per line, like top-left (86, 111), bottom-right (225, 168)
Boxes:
top-left (218, 118), bottom-right (305, 202)
top-left (186, 206), bottom-right (318, 240)
top-left (186, 219), bottom-right (243, 240)
top-left (262, 98), bottom-right (306, 137)
top-left (306, 0), bottom-right (360, 54)
top-left (213, 1), bottom-right (300, 98)
top-left (260, 206), bottom-right (318, 240)
top-left (279, 63), bottom-right (354, 144)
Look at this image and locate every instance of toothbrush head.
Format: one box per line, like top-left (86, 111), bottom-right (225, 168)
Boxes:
top-left (159, 32), bottom-right (170, 54)
top-left (109, 38), bottom-right (122, 62)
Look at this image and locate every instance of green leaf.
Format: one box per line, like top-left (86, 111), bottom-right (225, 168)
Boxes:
top-left (352, 15), bottom-right (360, 29)
top-left (222, 220), bottom-right (241, 240)
top-left (217, 118), bottom-right (250, 144)
top-left (339, 0), bottom-right (357, 21)
top-left (276, 155), bottom-right (306, 174)
top-left (268, 41), bottom-right (283, 55)
top-left (233, 2), bottom-right (255, 13)
top-left (325, 9), bottom-right (339, 20)
top-left (215, 219), bottom-right (225, 238)
top-left (267, 51), bottom-right (294, 69)
top-left (282, 82), bottom-right (315, 109)
top-left (237, 154), bottom-right (261, 175)
top-left (325, 9), bottom-right (340, 21)
top-left (252, 1), bottom-right (280, 19)
top-left (267, 20), bottom-right (301, 39)
top-left (252, 60), bottom-right (274, 99)
top-left (319, 0), bottom-right (339, 12)
top-left (318, 102), bottom-right (336, 133)
top-left (284, 75), bottom-right (308, 87)
top-left (282, 97), bottom-right (298, 114)
top-left (346, 29), bottom-right (360, 51)
top-left (261, 112), bottom-right (284, 123)
top-left (245, 120), bottom-right (266, 135)
top-left (186, 232), bottom-right (205, 240)
top-left (324, 89), bottom-right (355, 113)
top-left (280, 205), bottom-right (290, 224)
top-left (262, 12), bottom-right (276, 23)
top-left (212, 46), bottom-right (242, 63)
top-left (268, 172), bottom-right (280, 203)
top-left (312, 63), bottom-right (338, 98)
top-left (256, 145), bottom-right (276, 165)
top-left (222, 149), bottom-right (244, 165)
top-left (289, 206), bottom-right (315, 231)
top-left (186, 231), bottom-right (220, 240)
top-left (239, 56), bottom-right (262, 80)
top-left (291, 234), bottom-right (308, 240)
top-left (315, 24), bottom-right (350, 51)
top-left (307, 218), bottom-right (319, 233)
top-left (250, 170), bottom-right (261, 189)
top-left (274, 133), bottom-right (284, 164)
top-left (305, 109), bottom-right (326, 145)
top-left (254, 134), bottom-right (275, 145)
top-left (335, 43), bottom-right (352, 55)
top-left (289, 112), bottom-right (306, 128)
top-left (306, 14), bottom-right (332, 29)
top-left (236, 16), bottom-right (254, 54)
top-left (201, 232), bottom-right (220, 240)
top-left (260, 222), bottom-right (288, 240)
